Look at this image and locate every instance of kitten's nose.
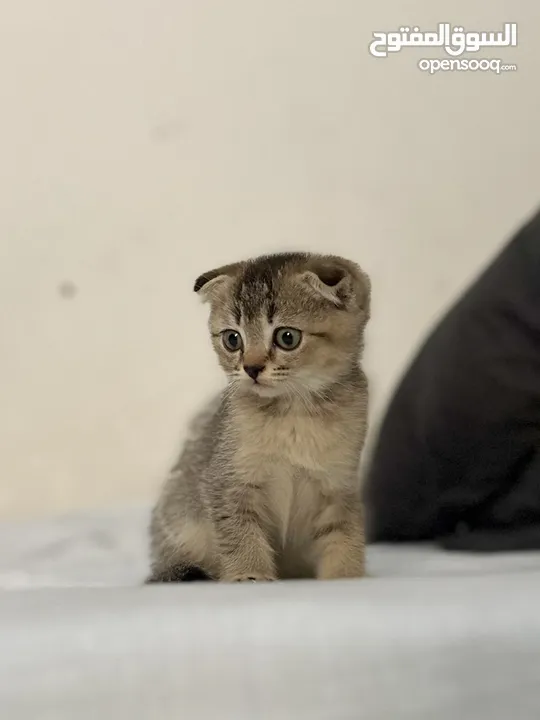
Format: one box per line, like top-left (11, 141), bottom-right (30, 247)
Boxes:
top-left (244, 364), bottom-right (264, 381)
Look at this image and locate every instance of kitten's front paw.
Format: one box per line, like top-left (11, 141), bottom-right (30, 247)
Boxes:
top-left (317, 557), bottom-right (365, 580)
top-left (223, 573), bottom-right (276, 583)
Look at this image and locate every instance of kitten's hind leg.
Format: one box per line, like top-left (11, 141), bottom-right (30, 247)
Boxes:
top-left (147, 511), bottom-right (217, 584)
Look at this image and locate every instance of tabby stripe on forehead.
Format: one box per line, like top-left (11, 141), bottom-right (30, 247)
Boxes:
top-left (233, 261), bottom-right (272, 322)
top-left (267, 298), bottom-right (276, 323)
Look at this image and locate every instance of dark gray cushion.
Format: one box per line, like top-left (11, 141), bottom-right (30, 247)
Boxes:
top-left (364, 208), bottom-right (540, 551)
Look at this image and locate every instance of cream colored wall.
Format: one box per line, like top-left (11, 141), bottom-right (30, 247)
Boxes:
top-left (1, 1), bottom-right (539, 517)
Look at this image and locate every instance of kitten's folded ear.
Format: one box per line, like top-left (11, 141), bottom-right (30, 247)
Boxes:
top-left (193, 262), bottom-right (243, 303)
top-left (299, 256), bottom-right (371, 319)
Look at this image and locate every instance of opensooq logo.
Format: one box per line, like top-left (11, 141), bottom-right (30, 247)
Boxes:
top-left (369, 22), bottom-right (517, 58)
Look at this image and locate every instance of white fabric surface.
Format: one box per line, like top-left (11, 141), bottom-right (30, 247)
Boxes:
top-left (1, 508), bottom-right (540, 719)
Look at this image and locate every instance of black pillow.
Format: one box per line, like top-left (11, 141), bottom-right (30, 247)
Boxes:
top-left (363, 207), bottom-right (540, 551)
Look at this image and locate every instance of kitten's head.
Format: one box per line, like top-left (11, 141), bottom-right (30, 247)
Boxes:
top-left (194, 253), bottom-right (370, 398)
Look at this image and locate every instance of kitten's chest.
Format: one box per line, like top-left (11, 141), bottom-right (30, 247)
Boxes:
top-left (236, 409), bottom-right (344, 474)
top-left (233, 407), bottom-right (359, 549)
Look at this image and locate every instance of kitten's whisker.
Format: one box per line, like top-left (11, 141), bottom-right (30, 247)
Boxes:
top-left (222, 379), bottom-right (241, 402)
top-left (287, 381), bottom-right (319, 416)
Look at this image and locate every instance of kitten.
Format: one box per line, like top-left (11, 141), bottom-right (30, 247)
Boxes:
top-left (147, 252), bottom-right (371, 583)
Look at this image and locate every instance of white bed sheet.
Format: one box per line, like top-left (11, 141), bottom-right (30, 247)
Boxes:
top-left (2, 506), bottom-right (540, 588)
top-left (1, 508), bottom-right (540, 720)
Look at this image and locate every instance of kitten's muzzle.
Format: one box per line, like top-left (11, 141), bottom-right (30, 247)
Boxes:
top-left (243, 364), bottom-right (265, 381)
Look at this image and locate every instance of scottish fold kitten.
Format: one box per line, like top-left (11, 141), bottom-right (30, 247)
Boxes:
top-left (147, 252), bottom-right (370, 582)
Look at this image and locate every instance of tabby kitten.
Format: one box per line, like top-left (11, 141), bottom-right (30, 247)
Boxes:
top-left (147, 252), bottom-right (371, 582)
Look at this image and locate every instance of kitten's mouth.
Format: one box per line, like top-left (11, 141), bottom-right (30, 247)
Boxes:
top-left (245, 379), bottom-right (284, 397)
top-left (252, 385), bottom-right (284, 397)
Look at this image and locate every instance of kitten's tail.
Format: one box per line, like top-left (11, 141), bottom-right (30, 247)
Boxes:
top-left (145, 564), bottom-right (212, 583)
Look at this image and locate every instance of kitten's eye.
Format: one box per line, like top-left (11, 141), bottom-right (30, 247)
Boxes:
top-left (221, 330), bottom-right (243, 352)
top-left (273, 327), bottom-right (302, 351)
